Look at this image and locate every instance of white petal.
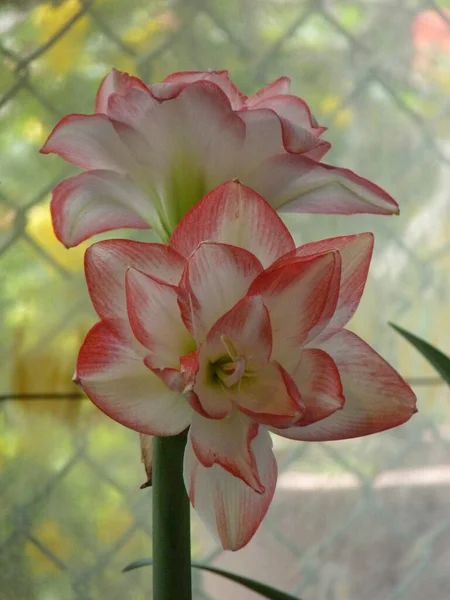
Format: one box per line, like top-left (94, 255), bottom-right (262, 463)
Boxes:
top-left (126, 268), bottom-right (194, 368)
top-left (51, 170), bottom-right (154, 247)
top-left (76, 321), bottom-right (191, 435)
top-left (184, 426), bottom-right (277, 550)
top-left (85, 240), bottom-right (185, 323)
top-left (245, 154), bottom-right (400, 215)
top-left (179, 242), bottom-right (263, 341)
top-left (41, 114), bottom-right (139, 174)
top-left (248, 252), bottom-right (339, 371)
top-left (189, 411), bottom-right (263, 491)
top-left (274, 330), bottom-right (417, 441)
top-left (170, 180), bottom-right (295, 268)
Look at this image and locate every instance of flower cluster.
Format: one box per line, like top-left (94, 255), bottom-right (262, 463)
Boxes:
top-left (42, 69), bottom-right (398, 246)
top-left (43, 70), bottom-right (416, 550)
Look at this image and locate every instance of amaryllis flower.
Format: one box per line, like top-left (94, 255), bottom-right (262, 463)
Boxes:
top-left (75, 180), bottom-right (416, 550)
top-left (41, 69), bottom-right (399, 247)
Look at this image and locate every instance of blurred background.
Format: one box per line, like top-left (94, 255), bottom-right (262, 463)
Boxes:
top-left (1, 0), bottom-right (450, 598)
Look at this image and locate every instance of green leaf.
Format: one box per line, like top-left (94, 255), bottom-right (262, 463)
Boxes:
top-left (123, 559), bottom-right (301, 600)
top-left (390, 323), bottom-right (450, 387)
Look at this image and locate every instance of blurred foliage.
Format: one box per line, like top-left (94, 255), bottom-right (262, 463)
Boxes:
top-left (1, 0), bottom-right (450, 599)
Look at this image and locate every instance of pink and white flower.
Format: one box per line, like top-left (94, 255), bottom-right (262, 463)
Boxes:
top-left (75, 181), bottom-right (416, 550)
top-left (41, 69), bottom-right (399, 247)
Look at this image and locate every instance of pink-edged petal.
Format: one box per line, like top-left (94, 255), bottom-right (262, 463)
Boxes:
top-left (126, 268), bottom-right (194, 368)
top-left (111, 119), bottom-right (154, 166)
top-left (237, 109), bottom-right (323, 171)
top-left (246, 94), bottom-right (325, 135)
top-left (178, 242), bottom-right (263, 341)
top-left (274, 330), bottom-right (417, 441)
top-left (51, 170), bottom-right (153, 248)
top-left (248, 252), bottom-right (339, 370)
top-left (202, 295), bottom-right (272, 365)
top-left (277, 115), bottom-right (326, 155)
top-left (236, 361), bottom-right (304, 428)
top-left (107, 87), bottom-right (159, 131)
top-left (144, 352), bottom-right (205, 417)
top-left (245, 154), bottom-right (400, 215)
top-left (170, 181), bottom-right (295, 268)
top-left (109, 81), bottom-right (245, 230)
top-left (290, 348), bottom-right (344, 426)
top-left (278, 233), bottom-right (374, 340)
top-left (158, 81), bottom-right (245, 205)
top-left (40, 114), bottom-right (138, 173)
top-left (184, 426), bottom-right (277, 550)
top-left (245, 76), bottom-right (291, 105)
top-left (302, 139), bottom-right (332, 161)
top-left (76, 320), bottom-right (191, 436)
top-left (192, 297), bottom-right (302, 426)
top-left (85, 240), bottom-right (185, 323)
top-left (112, 80), bottom-right (243, 176)
top-left (237, 109), bottom-right (287, 167)
top-left (191, 296), bottom-right (271, 419)
top-left (95, 69), bottom-right (150, 113)
top-left (189, 411), bottom-right (262, 492)
top-left (160, 70), bottom-right (245, 108)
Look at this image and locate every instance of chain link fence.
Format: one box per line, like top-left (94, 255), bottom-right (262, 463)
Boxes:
top-left (1, 0), bottom-right (450, 598)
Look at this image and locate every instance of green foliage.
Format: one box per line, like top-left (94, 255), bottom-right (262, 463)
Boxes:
top-left (123, 559), bottom-right (302, 600)
top-left (390, 324), bottom-right (450, 388)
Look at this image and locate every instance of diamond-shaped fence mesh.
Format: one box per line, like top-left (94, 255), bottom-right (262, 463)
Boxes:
top-left (1, 0), bottom-right (450, 598)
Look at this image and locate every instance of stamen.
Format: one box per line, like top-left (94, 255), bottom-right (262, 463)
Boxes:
top-left (220, 356), bottom-right (246, 387)
top-left (220, 334), bottom-right (239, 360)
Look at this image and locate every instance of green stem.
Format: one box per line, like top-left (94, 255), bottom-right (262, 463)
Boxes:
top-left (152, 433), bottom-right (192, 600)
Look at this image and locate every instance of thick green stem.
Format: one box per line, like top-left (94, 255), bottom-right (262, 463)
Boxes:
top-left (152, 433), bottom-right (192, 600)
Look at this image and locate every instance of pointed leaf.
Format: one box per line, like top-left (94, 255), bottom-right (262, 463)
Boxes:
top-left (122, 559), bottom-right (301, 600)
top-left (390, 323), bottom-right (450, 387)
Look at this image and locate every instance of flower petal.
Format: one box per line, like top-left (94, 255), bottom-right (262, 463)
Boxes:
top-left (146, 352), bottom-right (204, 418)
top-left (236, 109), bottom-right (286, 168)
top-left (51, 170), bottom-right (153, 247)
top-left (280, 233), bottom-right (374, 340)
top-left (189, 411), bottom-right (262, 491)
top-left (236, 361), bottom-right (304, 428)
top-left (161, 70), bottom-right (245, 109)
top-left (85, 240), bottom-right (185, 323)
top-left (275, 330), bottom-right (417, 441)
top-left (237, 108), bottom-right (323, 169)
top-left (302, 139), bottom-right (332, 161)
top-left (289, 348), bottom-right (344, 426)
top-left (246, 94), bottom-right (325, 135)
top-left (184, 426), bottom-right (277, 550)
top-left (248, 252), bottom-right (339, 370)
top-left (95, 69), bottom-right (150, 113)
top-left (178, 242), bottom-right (263, 341)
top-left (192, 296), bottom-right (271, 419)
top-left (40, 114), bottom-right (138, 173)
top-left (245, 76), bottom-right (291, 105)
top-left (109, 82), bottom-right (245, 231)
top-left (126, 268), bottom-right (194, 368)
top-left (107, 88), bottom-right (159, 131)
top-left (170, 181), bottom-right (295, 268)
top-left (202, 295), bottom-right (272, 364)
top-left (245, 154), bottom-right (400, 215)
top-left (76, 321), bottom-right (191, 435)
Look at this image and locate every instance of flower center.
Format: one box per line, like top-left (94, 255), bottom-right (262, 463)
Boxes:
top-left (213, 335), bottom-right (248, 389)
top-left (217, 355), bottom-right (246, 388)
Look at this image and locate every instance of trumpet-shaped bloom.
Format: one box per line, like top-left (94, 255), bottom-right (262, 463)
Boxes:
top-left (75, 181), bottom-right (416, 550)
top-left (42, 69), bottom-right (399, 247)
